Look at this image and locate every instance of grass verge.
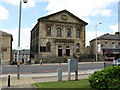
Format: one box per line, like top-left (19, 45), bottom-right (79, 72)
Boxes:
top-left (34, 79), bottom-right (95, 89)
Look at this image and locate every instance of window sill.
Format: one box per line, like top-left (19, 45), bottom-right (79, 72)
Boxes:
top-left (56, 35), bottom-right (63, 37)
top-left (76, 37), bottom-right (80, 38)
top-left (67, 36), bottom-right (72, 38)
top-left (46, 35), bottom-right (52, 37)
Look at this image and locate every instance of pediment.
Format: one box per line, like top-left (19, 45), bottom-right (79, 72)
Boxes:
top-left (38, 10), bottom-right (87, 25)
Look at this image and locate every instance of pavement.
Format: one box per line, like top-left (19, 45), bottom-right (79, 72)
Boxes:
top-left (0, 68), bottom-right (102, 89)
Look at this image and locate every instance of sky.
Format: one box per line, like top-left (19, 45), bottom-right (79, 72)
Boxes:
top-left (0, 0), bottom-right (119, 49)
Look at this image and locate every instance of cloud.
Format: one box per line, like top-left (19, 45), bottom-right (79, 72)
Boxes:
top-left (45, 0), bottom-right (118, 18)
top-left (0, 5), bottom-right (8, 20)
top-left (110, 24), bottom-right (118, 32)
top-left (91, 9), bottom-right (112, 16)
top-left (86, 30), bottom-right (107, 46)
top-left (1, 27), bottom-right (31, 49)
top-left (5, 0), bottom-right (35, 8)
top-left (82, 17), bottom-right (91, 23)
top-left (100, 9), bottom-right (112, 16)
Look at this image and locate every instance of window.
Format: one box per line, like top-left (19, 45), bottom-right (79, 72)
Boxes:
top-left (57, 28), bottom-right (62, 36)
top-left (46, 42), bottom-right (51, 52)
top-left (76, 29), bottom-right (80, 38)
top-left (46, 27), bottom-right (51, 36)
top-left (76, 43), bottom-right (80, 52)
top-left (112, 42), bottom-right (115, 48)
top-left (66, 46), bottom-right (70, 56)
top-left (58, 46), bottom-right (62, 56)
top-left (118, 42), bottom-right (120, 48)
top-left (97, 43), bottom-right (101, 52)
top-left (40, 46), bottom-right (46, 52)
top-left (104, 42), bottom-right (108, 48)
top-left (67, 28), bottom-right (71, 37)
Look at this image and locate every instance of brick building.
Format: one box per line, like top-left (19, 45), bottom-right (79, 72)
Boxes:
top-left (30, 10), bottom-right (88, 63)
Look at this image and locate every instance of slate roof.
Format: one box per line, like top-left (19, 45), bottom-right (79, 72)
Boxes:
top-left (90, 33), bottom-right (120, 42)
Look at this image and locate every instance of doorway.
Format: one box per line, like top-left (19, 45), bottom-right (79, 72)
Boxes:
top-left (66, 46), bottom-right (70, 56)
top-left (58, 46), bottom-right (62, 57)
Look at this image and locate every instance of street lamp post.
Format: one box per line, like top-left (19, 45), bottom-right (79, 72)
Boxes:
top-left (95, 22), bottom-right (101, 62)
top-left (17, 0), bottom-right (28, 80)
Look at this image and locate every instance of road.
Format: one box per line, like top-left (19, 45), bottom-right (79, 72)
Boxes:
top-left (1, 62), bottom-right (106, 74)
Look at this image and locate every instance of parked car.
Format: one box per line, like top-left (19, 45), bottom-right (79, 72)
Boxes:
top-left (113, 59), bottom-right (120, 66)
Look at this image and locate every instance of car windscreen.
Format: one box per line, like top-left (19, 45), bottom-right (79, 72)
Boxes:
top-left (116, 59), bottom-right (120, 62)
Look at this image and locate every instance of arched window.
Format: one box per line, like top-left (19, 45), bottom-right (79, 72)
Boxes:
top-left (57, 28), bottom-right (62, 36)
top-left (67, 28), bottom-right (71, 37)
top-left (76, 29), bottom-right (80, 37)
top-left (66, 46), bottom-right (70, 56)
top-left (76, 43), bottom-right (80, 52)
top-left (46, 27), bottom-right (51, 35)
top-left (46, 42), bottom-right (51, 52)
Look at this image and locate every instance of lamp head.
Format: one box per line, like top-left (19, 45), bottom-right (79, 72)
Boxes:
top-left (23, 0), bottom-right (28, 3)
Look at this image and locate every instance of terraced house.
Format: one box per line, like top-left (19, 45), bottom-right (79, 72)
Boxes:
top-left (30, 10), bottom-right (88, 63)
top-left (90, 32), bottom-right (120, 60)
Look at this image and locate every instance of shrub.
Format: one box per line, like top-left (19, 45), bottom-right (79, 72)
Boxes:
top-left (89, 66), bottom-right (120, 89)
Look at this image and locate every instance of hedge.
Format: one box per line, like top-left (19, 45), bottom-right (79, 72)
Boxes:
top-left (89, 66), bottom-right (120, 89)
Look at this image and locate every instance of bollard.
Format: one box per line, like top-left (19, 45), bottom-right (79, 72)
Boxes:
top-left (104, 62), bottom-right (105, 68)
top-left (8, 75), bottom-right (10, 87)
top-left (75, 71), bottom-right (78, 81)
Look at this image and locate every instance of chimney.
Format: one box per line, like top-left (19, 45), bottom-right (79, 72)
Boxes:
top-left (104, 33), bottom-right (109, 35)
top-left (115, 32), bottom-right (120, 35)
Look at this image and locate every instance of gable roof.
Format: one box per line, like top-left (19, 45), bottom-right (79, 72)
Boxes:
top-left (37, 9), bottom-right (88, 25)
top-left (90, 33), bottom-right (120, 42)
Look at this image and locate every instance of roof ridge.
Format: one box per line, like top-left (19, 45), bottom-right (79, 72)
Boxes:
top-left (90, 33), bottom-right (120, 42)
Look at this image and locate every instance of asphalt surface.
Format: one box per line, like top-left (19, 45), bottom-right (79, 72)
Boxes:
top-left (1, 62), bottom-right (107, 74)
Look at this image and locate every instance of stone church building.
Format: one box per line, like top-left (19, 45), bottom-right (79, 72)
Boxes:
top-left (30, 10), bottom-right (88, 63)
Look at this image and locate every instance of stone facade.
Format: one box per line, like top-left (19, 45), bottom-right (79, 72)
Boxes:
top-left (90, 33), bottom-right (120, 56)
top-left (0, 30), bottom-right (13, 65)
top-left (30, 10), bottom-right (88, 63)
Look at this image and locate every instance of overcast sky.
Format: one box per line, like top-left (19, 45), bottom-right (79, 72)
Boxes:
top-left (0, 0), bottom-right (119, 49)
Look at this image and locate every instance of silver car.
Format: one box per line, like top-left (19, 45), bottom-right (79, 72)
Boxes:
top-left (113, 59), bottom-right (120, 66)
